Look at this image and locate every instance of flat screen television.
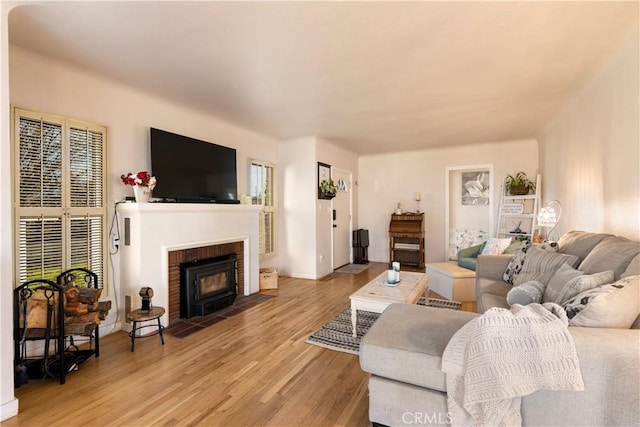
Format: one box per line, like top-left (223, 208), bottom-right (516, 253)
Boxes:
top-left (150, 128), bottom-right (239, 203)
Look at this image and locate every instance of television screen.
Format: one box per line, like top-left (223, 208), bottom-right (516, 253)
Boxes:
top-left (150, 128), bottom-right (239, 203)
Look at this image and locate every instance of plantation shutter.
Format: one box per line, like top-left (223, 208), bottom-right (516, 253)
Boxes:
top-left (249, 160), bottom-right (276, 259)
top-left (13, 108), bottom-right (107, 289)
top-left (17, 216), bottom-right (63, 283)
top-left (18, 117), bottom-right (63, 208)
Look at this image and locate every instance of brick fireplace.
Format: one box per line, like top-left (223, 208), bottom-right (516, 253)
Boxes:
top-left (167, 241), bottom-right (244, 324)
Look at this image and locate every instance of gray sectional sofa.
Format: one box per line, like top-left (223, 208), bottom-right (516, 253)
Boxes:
top-left (360, 231), bottom-right (640, 426)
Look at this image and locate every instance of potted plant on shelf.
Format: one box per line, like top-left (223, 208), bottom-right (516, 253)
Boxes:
top-left (505, 171), bottom-right (535, 195)
top-left (319, 178), bottom-right (338, 200)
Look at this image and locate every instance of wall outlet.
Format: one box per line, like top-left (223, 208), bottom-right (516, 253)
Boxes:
top-left (110, 233), bottom-right (120, 252)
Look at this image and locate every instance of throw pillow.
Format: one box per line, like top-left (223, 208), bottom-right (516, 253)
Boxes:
top-left (513, 247), bottom-right (579, 286)
top-left (552, 269), bottom-right (614, 305)
top-left (621, 253), bottom-right (640, 278)
top-left (506, 280), bottom-right (545, 306)
top-left (503, 241), bottom-right (558, 285)
top-left (563, 275), bottom-right (640, 328)
top-left (578, 236), bottom-right (640, 280)
top-left (503, 240), bottom-right (522, 255)
top-left (481, 238), bottom-right (513, 255)
top-left (543, 263), bottom-right (584, 304)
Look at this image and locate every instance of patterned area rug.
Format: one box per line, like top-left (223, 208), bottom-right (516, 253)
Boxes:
top-left (305, 308), bottom-right (379, 355)
top-left (305, 298), bottom-right (461, 355)
top-left (334, 263), bottom-right (370, 274)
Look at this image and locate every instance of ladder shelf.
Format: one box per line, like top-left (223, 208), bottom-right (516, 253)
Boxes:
top-left (496, 174), bottom-right (541, 240)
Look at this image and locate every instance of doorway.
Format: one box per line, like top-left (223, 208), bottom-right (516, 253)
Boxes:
top-left (332, 168), bottom-right (352, 269)
top-left (444, 165), bottom-right (493, 261)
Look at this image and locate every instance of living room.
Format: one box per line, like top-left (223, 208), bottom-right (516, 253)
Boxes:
top-left (1, 1), bottom-right (639, 425)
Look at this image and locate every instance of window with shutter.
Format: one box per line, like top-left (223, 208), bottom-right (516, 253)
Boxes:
top-left (13, 108), bottom-right (107, 289)
top-left (249, 160), bottom-right (276, 259)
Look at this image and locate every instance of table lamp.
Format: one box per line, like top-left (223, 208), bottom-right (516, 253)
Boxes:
top-left (537, 200), bottom-right (562, 241)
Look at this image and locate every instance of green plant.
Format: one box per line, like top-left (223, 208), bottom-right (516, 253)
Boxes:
top-left (505, 172), bottom-right (535, 195)
top-left (319, 178), bottom-right (338, 195)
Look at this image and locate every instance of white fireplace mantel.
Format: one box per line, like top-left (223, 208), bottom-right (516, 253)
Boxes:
top-left (117, 202), bottom-right (261, 329)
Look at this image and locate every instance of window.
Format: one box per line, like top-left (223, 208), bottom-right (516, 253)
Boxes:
top-left (249, 160), bottom-right (275, 259)
top-left (13, 107), bottom-right (107, 288)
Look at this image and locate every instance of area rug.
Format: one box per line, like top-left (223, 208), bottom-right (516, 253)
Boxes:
top-left (334, 263), bottom-right (370, 274)
top-left (305, 298), bottom-right (461, 355)
top-left (305, 307), bottom-right (379, 355)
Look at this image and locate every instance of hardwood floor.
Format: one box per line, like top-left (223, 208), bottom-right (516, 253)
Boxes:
top-left (6, 262), bottom-right (475, 426)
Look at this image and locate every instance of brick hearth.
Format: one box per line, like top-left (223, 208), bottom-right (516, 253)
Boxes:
top-left (167, 241), bottom-right (244, 325)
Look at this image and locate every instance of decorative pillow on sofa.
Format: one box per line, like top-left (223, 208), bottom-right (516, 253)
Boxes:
top-left (578, 236), bottom-right (640, 280)
top-left (622, 253), bottom-right (640, 278)
top-left (503, 241), bottom-right (558, 285)
top-left (563, 275), bottom-right (640, 328)
top-left (506, 280), bottom-right (545, 306)
top-left (503, 239), bottom-right (522, 255)
top-left (513, 247), bottom-right (579, 286)
top-left (481, 238), bottom-right (513, 255)
top-left (543, 264), bottom-right (614, 304)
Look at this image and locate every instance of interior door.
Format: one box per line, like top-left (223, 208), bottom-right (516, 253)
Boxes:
top-left (332, 169), bottom-right (352, 269)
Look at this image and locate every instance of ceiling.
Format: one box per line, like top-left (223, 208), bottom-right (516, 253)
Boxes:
top-left (8, 1), bottom-right (639, 155)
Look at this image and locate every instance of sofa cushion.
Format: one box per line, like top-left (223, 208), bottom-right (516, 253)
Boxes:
top-left (563, 275), bottom-right (640, 328)
top-left (557, 230), bottom-right (612, 262)
top-left (579, 236), bottom-right (640, 279)
top-left (543, 264), bottom-right (614, 305)
top-left (476, 277), bottom-right (510, 313)
top-left (479, 293), bottom-right (510, 312)
top-left (360, 303), bottom-right (477, 392)
top-left (476, 277), bottom-right (511, 298)
top-left (480, 238), bottom-right (512, 255)
top-left (623, 253), bottom-right (640, 278)
top-left (506, 280), bottom-right (544, 306)
top-left (513, 247), bottom-right (579, 286)
top-left (503, 241), bottom-right (558, 285)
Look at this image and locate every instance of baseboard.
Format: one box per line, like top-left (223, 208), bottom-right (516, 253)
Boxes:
top-left (0, 397), bottom-right (19, 422)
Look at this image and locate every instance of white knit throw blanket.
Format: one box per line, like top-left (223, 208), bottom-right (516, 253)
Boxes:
top-left (441, 303), bottom-right (584, 426)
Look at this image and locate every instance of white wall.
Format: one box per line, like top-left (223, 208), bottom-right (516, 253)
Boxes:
top-left (1, 4), bottom-right (19, 422)
top-left (358, 139), bottom-right (538, 264)
top-left (278, 137), bottom-right (317, 279)
top-left (8, 45), bottom-right (280, 334)
top-left (538, 28), bottom-right (640, 240)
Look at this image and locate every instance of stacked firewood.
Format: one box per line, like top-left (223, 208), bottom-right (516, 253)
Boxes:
top-left (63, 284), bottom-right (111, 335)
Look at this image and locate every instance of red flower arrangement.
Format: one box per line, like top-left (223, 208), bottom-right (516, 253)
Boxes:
top-left (120, 171), bottom-right (157, 189)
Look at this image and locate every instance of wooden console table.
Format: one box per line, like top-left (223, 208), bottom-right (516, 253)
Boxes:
top-left (389, 213), bottom-right (425, 269)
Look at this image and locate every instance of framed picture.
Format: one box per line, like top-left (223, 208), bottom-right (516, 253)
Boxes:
top-left (461, 171), bottom-right (490, 205)
top-left (318, 162), bottom-right (332, 199)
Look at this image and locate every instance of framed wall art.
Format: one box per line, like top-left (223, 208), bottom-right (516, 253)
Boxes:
top-left (461, 170), bottom-right (490, 205)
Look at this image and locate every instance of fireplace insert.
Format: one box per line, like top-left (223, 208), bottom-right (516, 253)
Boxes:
top-left (180, 255), bottom-right (237, 318)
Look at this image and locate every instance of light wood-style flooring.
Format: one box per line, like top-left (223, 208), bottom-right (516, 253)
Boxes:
top-left (6, 262), bottom-right (474, 427)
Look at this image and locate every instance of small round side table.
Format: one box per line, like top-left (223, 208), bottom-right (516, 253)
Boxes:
top-left (127, 306), bottom-right (165, 352)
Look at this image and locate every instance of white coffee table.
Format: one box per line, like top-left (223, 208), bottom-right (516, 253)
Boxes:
top-left (349, 271), bottom-right (428, 337)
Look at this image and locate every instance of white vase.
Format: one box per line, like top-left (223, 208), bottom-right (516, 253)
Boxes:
top-left (133, 185), bottom-right (151, 203)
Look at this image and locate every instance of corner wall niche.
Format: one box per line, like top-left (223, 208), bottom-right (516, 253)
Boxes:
top-left (117, 203), bottom-right (261, 330)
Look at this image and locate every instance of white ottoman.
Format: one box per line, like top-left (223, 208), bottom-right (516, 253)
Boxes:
top-left (425, 262), bottom-right (476, 302)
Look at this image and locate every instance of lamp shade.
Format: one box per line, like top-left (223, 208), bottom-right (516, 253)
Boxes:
top-left (537, 206), bottom-right (558, 227)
